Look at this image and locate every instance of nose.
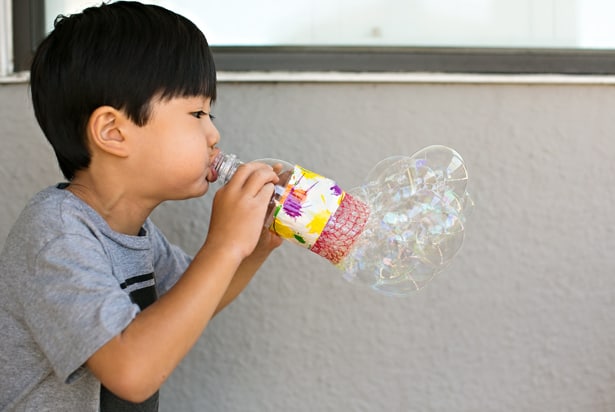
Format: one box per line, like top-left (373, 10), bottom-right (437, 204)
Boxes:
top-left (207, 123), bottom-right (220, 149)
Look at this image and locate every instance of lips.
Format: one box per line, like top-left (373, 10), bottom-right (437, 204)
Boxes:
top-left (207, 148), bottom-right (221, 183)
top-left (207, 165), bottom-right (218, 183)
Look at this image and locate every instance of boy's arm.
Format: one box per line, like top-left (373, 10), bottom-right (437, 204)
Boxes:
top-left (215, 227), bottom-right (283, 314)
top-left (214, 161), bottom-right (285, 313)
top-left (85, 162), bottom-right (278, 403)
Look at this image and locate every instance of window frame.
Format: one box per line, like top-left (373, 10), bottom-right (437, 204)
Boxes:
top-left (11, 0), bottom-right (44, 73)
top-left (211, 46), bottom-right (615, 75)
top-left (8, 1), bottom-right (615, 76)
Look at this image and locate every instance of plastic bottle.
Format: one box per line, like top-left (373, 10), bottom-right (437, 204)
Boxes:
top-left (211, 145), bottom-right (472, 296)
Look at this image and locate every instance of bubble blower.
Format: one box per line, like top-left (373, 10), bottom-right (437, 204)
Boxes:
top-left (211, 145), bottom-right (473, 296)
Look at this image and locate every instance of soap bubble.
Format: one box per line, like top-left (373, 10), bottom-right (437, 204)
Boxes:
top-left (340, 145), bottom-right (473, 296)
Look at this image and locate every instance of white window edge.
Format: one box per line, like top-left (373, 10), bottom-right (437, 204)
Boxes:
top-left (217, 71), bottom-right (615, 85)
top-left (0, 0), bottom-right (12, 77)
top-left (5, 71), bottom-right (615, 86)
top-left (0, 71), bottom-right (29, 84)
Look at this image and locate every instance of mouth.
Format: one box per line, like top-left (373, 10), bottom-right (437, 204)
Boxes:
top-left (207, 165), bottom-right (219, 183)
top-left (206, 148), bottom-right (221, 183)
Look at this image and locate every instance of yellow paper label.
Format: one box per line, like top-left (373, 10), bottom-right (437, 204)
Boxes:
top-left (270, 165), bottom-right (344, 249)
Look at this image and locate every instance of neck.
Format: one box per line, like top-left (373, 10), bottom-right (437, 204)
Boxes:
top-left (66, 175), bottom-right (157, 236)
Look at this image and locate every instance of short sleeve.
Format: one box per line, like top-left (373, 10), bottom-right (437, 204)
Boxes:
top-left (146, 221), bottom-right (192, 295)
top-left (20, 233), bottom-right (139, 383)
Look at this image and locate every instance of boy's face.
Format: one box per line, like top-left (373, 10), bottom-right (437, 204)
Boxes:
top-left (126, 95), bottom-right (220, 201)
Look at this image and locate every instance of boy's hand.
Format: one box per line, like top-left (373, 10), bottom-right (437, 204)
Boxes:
top-left (252, 225), bottom-right (284, 257)
top-left (206, 162), bottom-right (279, 261)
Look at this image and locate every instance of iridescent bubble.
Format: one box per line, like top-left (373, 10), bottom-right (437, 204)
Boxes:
top-left (341, 145), bottom-right (472, 296)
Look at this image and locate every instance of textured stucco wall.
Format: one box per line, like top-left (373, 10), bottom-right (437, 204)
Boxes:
top-left (1, 79), bottom-right (614, 411)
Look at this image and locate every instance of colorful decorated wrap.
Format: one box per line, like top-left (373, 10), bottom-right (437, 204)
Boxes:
top-left (268, 165), bottom-right (370, 264)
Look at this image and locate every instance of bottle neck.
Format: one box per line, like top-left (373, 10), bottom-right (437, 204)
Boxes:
top-left (212, 152), bottom-right (243, 184)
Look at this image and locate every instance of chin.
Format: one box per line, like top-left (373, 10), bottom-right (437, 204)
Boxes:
top-left (191, 179), bottom-right (211, 197)
top-left (168, 179), bottom-right (209, 201)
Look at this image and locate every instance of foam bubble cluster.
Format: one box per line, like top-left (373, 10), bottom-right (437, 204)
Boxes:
top-left (339, 145), bottom-right (473, 296)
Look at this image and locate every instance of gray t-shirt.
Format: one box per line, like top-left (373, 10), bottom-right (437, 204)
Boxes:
top-left (0, 185), bottom-right (191, 411)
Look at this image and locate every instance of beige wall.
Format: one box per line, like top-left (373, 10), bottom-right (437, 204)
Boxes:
top-left (2, 79), bottom-right (614, 411)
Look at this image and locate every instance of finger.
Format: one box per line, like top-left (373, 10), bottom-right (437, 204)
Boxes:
top-left (230, 162), bottom-right (272, 183)
top-left (271, 163), bottom-right (284, 174)
top-left (254, 181), bottom-right (275, 202)
top-left (242, 166), bottom-right (278, 196)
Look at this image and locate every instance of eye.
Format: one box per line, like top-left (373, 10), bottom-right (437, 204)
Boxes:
top-left (191, 110), bottom-right (205, 119)
top-left (191, 111), bottom-right (215, 120)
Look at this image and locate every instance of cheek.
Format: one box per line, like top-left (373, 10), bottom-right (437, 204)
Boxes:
top-left (162, 127), bottom-right (206, 155)
top-left (143, 122), bottom-right (210, 174)
top-left (171, 135), bottom-right (209, 173)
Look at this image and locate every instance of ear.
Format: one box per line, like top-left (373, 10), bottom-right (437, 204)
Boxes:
top-left (87, 106), bottom-right (129, 158)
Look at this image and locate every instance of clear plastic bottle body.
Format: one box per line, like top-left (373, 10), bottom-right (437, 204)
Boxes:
top-left (212, 152), bottom-right (370, 261)
top-left (211, 152), bottom-right (293, 228)
top-left (211, 146), bottom-right (472, 297)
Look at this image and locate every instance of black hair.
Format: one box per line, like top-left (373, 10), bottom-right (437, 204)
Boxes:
top-left (30, 1), bottom-right (217, 180)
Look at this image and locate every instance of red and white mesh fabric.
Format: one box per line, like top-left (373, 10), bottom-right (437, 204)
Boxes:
top-left (310, 193), bottom-right (370, 264)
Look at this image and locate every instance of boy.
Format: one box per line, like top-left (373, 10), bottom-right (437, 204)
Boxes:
top-left (0, 2), bottom-right (281, 411)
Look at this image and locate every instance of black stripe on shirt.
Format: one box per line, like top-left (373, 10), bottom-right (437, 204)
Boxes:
top-left (120, 272), bottom-right (158, 310)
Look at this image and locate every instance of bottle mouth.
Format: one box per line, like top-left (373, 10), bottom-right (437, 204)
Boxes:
top-left (207, 150), bottom-right (223, 183)
top-left (210, 151), bottom-right (242, 185)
